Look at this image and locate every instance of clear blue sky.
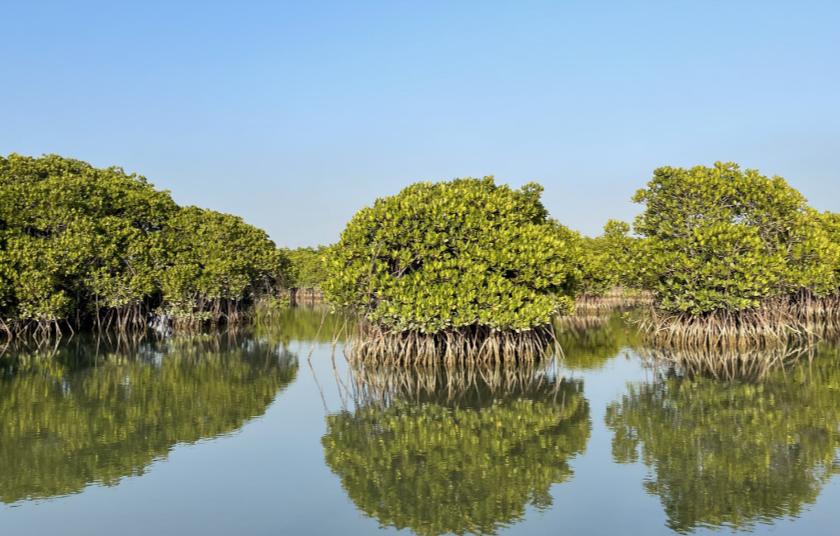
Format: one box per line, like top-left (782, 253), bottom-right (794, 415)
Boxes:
top-left (2, 1), bottom-right (838, 247)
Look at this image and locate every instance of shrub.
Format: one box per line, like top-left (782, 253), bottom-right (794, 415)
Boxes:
top-left (324, 177), bottom-right (582, 333)
top-left (633, 162), bottom-right (839, 315)
top-left (579, 219), bottom-right (640, 296)
top-left (0, 154), bottom-right (291, 334)
top-left (160, 207), bottom-right (288, 322)
top-left (283, 246), bottom-right (329, 288)
top-left (0, 154), bottom-right (177, 324)
top-left (820, 212), bottom-right (840, 289)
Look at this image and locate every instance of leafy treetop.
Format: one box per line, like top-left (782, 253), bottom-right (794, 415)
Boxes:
top-left (632, 162), bottom-right (839, 314)
top-left (323, 177), bottom-right (582, 333)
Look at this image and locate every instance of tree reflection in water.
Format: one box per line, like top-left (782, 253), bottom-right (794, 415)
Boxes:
top-left (0, 332), bottom-right (298, 504)
top-left (606, 343), bottom-right (840, 533)
top-left (322, 360), bottom-right (591, 536)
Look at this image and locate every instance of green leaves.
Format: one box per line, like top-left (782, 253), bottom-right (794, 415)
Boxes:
top-left (159, 207), bottom-right (286, 319)
top-left (579, 219), bottom-right (640, 296)
top-left (323, 177), bottom-right (581, 332)
top-left (0, 154), bottom-right (290, 325)
top-left (282, 246), bottom-right (329, 288)
top-left (632, 162), bottom-right (840, 314)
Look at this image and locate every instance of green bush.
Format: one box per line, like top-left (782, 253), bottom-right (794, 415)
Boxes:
top-left (0, 154), bottom-right (290, 328)
top-left (0, 154), bottom-right (177, 322)
top-left (632, 162), bottom-right (839, 314)
top-left (283, 246), bottom-right (329, 288)
top-left (820, 212), bottom-right (840, 289)
top-left (323, 177), bottom-right (582, 333)
top-left (579, 219), bottom-right (639, 296)
top-left (160, 206), bottom-right (288, 319)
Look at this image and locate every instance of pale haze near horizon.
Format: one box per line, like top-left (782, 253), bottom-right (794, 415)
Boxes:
top-left (1, 1), bottom-right (838, 247)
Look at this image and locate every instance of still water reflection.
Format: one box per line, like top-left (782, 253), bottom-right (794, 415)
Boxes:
top-left (0, 308), bottom-right (838, 535)
top-left (0, 333), bottom-right (297, 505)
top-left (606, 344), bottom-right (840, 533)
top-left (324, 364), bottom-right (589, 535)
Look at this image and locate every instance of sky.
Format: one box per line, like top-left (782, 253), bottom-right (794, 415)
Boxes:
top-left (1, 0), bottom-right (838, 247)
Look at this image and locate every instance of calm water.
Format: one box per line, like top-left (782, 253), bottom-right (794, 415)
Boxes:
top-left (1, 309), bottom-right (839, 535)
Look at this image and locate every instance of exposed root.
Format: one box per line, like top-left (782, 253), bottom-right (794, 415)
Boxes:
top-left (345, 323), bottom-right (560, 366)
top-left (637, 304), bottom-right (818, 351)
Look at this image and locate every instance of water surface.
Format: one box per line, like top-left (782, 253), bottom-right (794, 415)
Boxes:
top-left (1, 310), bottom-right (839, 535)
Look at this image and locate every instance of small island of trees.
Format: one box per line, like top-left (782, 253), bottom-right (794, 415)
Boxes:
top-left (3, 153), bottom-right (839, 366)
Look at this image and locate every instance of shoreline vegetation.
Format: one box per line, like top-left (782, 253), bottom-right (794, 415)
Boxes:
top-left (3, 154), bottom-right (840, 373)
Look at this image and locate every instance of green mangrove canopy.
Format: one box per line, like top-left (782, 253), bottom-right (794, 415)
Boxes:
top-left (578, 219), bottom-right (640, 297)
top-left (282, 246), bottom-right (329, 289)
top-left (323, 177), bottom-right (582, 333)
top-left (0, 154), bottom-right (289, 329)
top-left (632, 162), bottom-right (839, 315)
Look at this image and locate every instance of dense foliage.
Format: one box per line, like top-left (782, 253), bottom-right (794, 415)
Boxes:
top-left (0, 336), bottom-right (297, 504)
top-left (605, 348), bottom-right (840, 532)
top-left (160, 206), bottom-right (286, 321)
top-left (283, 246), bottom-right (329, 288)
top-left (322, 378), bottom-right (590, 535)
top-left (820, 212), bottom-right (840, 288)
top-left (632, 162), bottom-right (839, 315)
top-left (323, 177), bottom-right (582, 333)
top-left (0, 154), bottom-right (289, 330)
top-left (578, 220), bottom-right (639, 296)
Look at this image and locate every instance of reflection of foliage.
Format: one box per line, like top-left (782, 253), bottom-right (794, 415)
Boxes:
top-left (323, 377), bottom-right (590, 536)
top-left (252, 306), bottom-right (349, 344)
top-left (0, 336), bottom-right (297, 504)
top-left (605, 347), bottom-right (840, 532)
top-left (555, 314), bottom-right (639, 370)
